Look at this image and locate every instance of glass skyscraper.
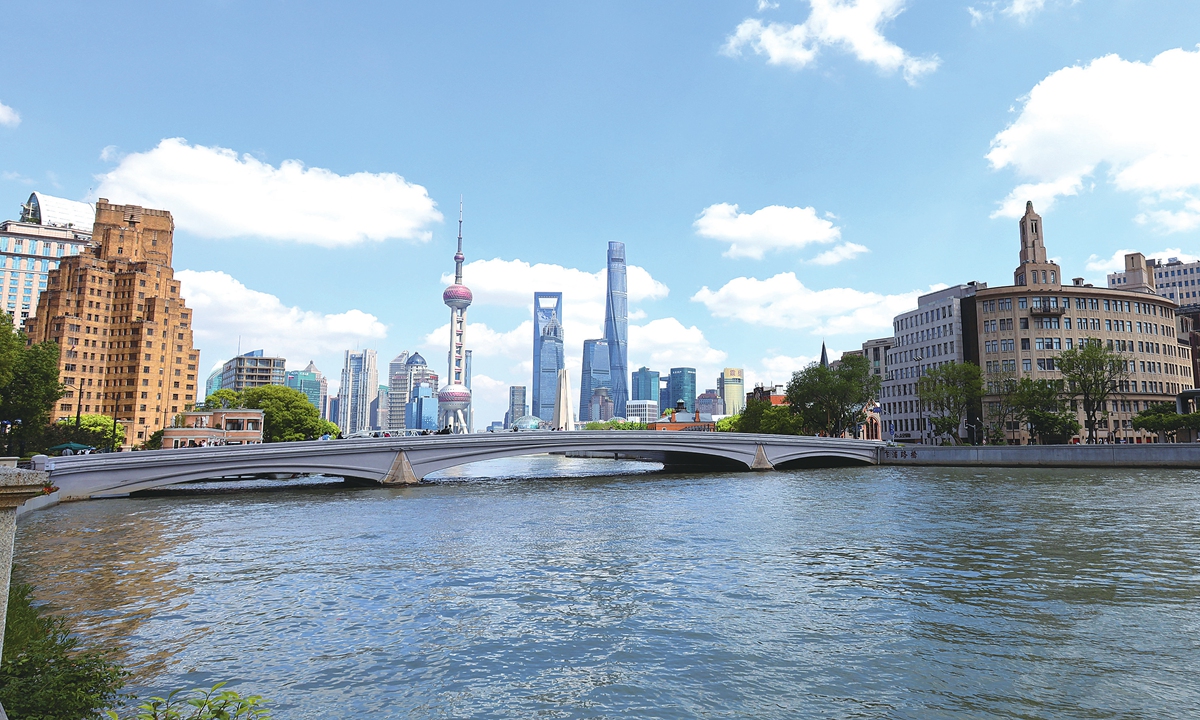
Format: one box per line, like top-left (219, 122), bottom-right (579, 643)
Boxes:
top-left (536, 315), bottom-right (564, 421)
top-left (578, 339), bottom-right (610, 422)
top-left (668, 367), bottom-right (697, 413)
top-left (532, 292), bottom-right (564, 420)
top-left (604, 242), bottom-right (628, 418)
top-left (631, 367), bottom-right (659, 405)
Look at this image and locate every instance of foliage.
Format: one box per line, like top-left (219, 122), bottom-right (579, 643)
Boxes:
top-left (1011, 378), bottom-right (1080, 444)
top-left (317, 419), bottom-right (339, 437)
top-left (0, 321), bottom-right (64, 456)
top-left (0, 582), bottom-right (128, 720)
top-left (727, 399), bottom-right (806, 435)
top-left (1132, 402), bottom-right (1200, 439)
top-left (142, 428), bottom-right (165, 450)
top-left (1058, 341), bottom-right (1130, 443)
top-left (583, 420), bottom-right (647, 430)
top-left (56, 414), bottom-right (126, 449)
top-left (916, 361), bottom-right (983, 444)
top-left (985, 370), bottom-right (1021, 444)
top-left (106, 683), bottom-right (271, 720)
top-left (201, 389), bottom-right (241, 410)
top-left (785, 354), bottom-right (880, 437)
top-left (715, 415), bottom-right (738, 432)
top-left (240, 385), bottom-right (327, 442)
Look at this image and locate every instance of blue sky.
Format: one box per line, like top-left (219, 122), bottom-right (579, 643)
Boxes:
top-left (3, 0), bottom-right (1200, 424)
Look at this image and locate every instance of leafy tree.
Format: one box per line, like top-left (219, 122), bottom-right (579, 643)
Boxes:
top-left (56, 414), bottom-right (126, 449)
top-left (202, 388), bottom-right (241, 409)
top-left (0, 582), bottom-right (128, 719)
top-left (1058, 341), bottom-right (1130, 443)
top-left (1130, 402), bottom-right (1200, 442)
top-left (916, 361), bottom-right (984, 444)
top-left (785, 354), bottom-right (879, 437)
top-left (240, 385), bottom-right (326, 442)
top-left (725, 399), bottom-right (806, 435)
top-left (714, 415), bottom-right (738, 432)
top-left (0, 336), bottom-right (64, 456)
top-left (583, 420), bottom-right (647, 430)
top-left (984, 370), bottom-right (1021, 444)
top-left (142, 428), bottom-right (165, 450)
top-left (1011, 378), bottom-right (1080, 444)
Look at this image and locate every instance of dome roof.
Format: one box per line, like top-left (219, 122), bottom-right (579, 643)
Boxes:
top-left (21, 192), bottom-right (94, 232)
top-left (512, 415), bottom-right (545, 430)
top-left (406, 352), bottom-right (427, 366)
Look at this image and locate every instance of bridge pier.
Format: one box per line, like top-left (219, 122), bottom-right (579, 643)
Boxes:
top-left (751, 444), bottom-right (775, 471)
top-left (381, 451), bottom-right (420, 485)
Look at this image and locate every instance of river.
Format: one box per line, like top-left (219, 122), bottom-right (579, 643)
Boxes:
top-left (13, 458), bottom-right (1200, 718)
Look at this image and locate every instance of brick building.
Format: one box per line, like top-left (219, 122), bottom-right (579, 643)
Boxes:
top-left (26, 199), bottom-right (200, 447)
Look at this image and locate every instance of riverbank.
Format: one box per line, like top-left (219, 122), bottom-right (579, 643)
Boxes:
top-left (880, 442), bottom-right (1200, 467)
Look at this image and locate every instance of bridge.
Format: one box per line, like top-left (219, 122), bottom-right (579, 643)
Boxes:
top-left (45, 431), bottom-right (883, 500)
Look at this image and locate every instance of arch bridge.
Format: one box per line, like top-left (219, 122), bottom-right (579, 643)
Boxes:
top-left (46, 431), bottom-right (882, 500)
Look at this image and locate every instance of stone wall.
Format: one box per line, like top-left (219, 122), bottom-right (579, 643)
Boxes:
top-left (879, 443), bottom-right (1200, 467)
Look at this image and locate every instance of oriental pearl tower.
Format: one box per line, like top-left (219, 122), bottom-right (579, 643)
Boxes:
top-left (438, 200), bottom-right (472, 433)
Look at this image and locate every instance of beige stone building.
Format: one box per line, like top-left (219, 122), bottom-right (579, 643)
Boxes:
top-left (977, 202), bottom-right (1191, 443)
top-left (26, 200), bottom-right (200, 447)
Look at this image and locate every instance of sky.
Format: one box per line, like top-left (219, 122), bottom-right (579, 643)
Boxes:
top-left (2, 0), bottom-right (1200, 425)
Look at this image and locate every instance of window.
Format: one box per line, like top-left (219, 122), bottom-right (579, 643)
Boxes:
top-left (1064, 318), bottom-right (1072, 329)
top-left (1023, 359), bottom-right (1032, 372)
top-left (1021, 338), bottom-right (1031, 350)
top-left (1020, 318), bottom-right (1029, 330)
top-left (1019, 297), bottom-right (1028, 309)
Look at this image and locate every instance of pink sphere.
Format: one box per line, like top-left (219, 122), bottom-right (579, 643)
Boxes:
top-left (443, 284), bottom-right (473, 309)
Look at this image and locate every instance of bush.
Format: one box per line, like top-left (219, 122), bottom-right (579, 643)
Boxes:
top-left (107, 683), bottom-right (271, 720)
top-left (0, 582), bottom-right (128, 720)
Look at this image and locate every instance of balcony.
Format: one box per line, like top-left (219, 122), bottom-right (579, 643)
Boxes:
top-left (1030, 305), bottom-right (1066, 316)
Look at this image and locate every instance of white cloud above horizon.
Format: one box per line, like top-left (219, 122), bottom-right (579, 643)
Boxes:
top-left (96, 138), bottom-right (442, 246)
top-left (692, 272), bottom-right (939, 335)
top-left (810, 242), bottom-right (869, 265)
top-left (0, 101), bottom-right (19, 128)
top-left (722, 0), bottom-right (940, 84)
top-left (694, 203), bottom-right (843, 259)
top-left (988, 46), bottom-right (1200, 230)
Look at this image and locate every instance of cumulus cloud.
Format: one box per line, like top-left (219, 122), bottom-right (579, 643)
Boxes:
top-left (96, 138), bottom-right (441, 246)
top-left (722, 0), bottom-right (940, 84)
top-left (178, 270), bottom-right (387, 371)
top-left (629, 318), bottom-right (729, 388)
top-left (692, 272), bottom-right (938, 335)
top-left (0, 101), bottom-right (19, 128)
top-left (694, 203), bottom-right (842, 259)
top-left (987, 46), bottom-right (1200, 229)
top-left (810, 242), bottom-right (869, 265)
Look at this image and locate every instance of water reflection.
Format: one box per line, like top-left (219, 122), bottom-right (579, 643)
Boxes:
top-left (13, 462), bottom-right (1200, 718)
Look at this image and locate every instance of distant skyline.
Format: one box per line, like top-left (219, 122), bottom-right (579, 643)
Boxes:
top-left (3, 1), bottom-right (1200, 424)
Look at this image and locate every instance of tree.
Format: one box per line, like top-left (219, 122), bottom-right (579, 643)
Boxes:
top-left (916, 361), bottom-right (983, 445)
top-left (56, 414), bottom-right (126, 449)
top-left (1057, 341), bottom-right (1130, 443)
top-left (1011, 378), bottom-right (1080, 444)
top-left (239, 385), bottom-right (326, 442)
top-left (203, 388), bottom-right (241, 409)
top-left (143, 428), bottom-right (165, 450)
top-left (985, 370), bottom-right (1022, 444)
top-left (785, 354), bottom-right (879, 437)
top-left (0, 336), bottom-right (64, 456)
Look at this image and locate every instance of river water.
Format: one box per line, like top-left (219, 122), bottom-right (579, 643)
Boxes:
top-left (13, 458), bottom-right (1200, 719)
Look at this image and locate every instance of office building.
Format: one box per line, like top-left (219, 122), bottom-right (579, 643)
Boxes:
top-left (370, 384), bottom-right (389, 430)
top-left (578, 338), bottom-right (610, 422)
top-left (532, 291), bottom-right (563, 420)
top-left (384, 352), bottom-right (409, 431)
top-left (625, 399), bottom-right (658, 425)
top-left (588, 387), bottom-right (614, 422)
top-left (2, 192), bottom-right (92, 324)
top-left (285, 360), bottom-right (328, 415)
top-left (1142, 256), bottom-right (1200, 303)
top-left (861, 338), bottom-right (892, 382)
top-left (604, 241), bottom-right (629, 417)
top-left (220, 349), bottom-right (286, 392)
top-left (338, 349), bottom-right (378, 435)
top-left (1106, 252), bottom-right (1158, 295)
top-left (667, 367), bottom-right (697, 413)
top-left (406, 383), bottom-right (439, 431)
top-left (27, 199), bottom-right (201, 446)
top-left (717, 368), bottom-right (744, 416)
top-left (696, 389), bottom-right (725, 416)
top-left (632, 367), bottom-right (659, 405)
top-left (535, 307), bottom-right (565, 420)
top-left (328, 396), bottom-right (339, 427)
top-left (506, 385), bottom-right (527, 429)
top-left (204, 368), bottom-right (222, 399)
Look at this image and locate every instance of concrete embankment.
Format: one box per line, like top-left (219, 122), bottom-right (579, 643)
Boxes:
top-left (879, 443), bottom-right (1200, 468)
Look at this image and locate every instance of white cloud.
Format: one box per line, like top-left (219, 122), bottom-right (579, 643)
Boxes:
top-left (629, 318), bottom-right (729, 389)
top-left (694, 203), bottom-right (842, 259)
top-left (421, 321), bottom-right (532, 361)
top-left (178, 270), bottom-right (387, 378)
top-left (987, 46), bottom-right (1200, 230)
top-left (96, 138), bottom-right (441, 246)
top-left (810, 241), bottom-right (869, 265)
top-left (1085, 248), bottom-right (1200, 277)
top-left (444, 258), bottom-right (668, 309)
top-left (722, 0), bottom-right (940, 84)
top-left (692, 272), bottom-right (939, 334)
top-left (1005, 0), bottom-right (1047, 20)
top-left (757, 0), bottom-right (780, 9)
top-left (0, 101), bottom-right (19, 128)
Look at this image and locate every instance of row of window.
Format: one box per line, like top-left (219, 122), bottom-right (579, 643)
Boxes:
top-left (0, 238), bottom-right (83, 256)
top-left (981, 295), bottom-right (1171, 317)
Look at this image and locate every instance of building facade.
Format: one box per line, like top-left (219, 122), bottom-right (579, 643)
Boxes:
top-left (506, 385), bottom-right (527, 428)
top-left (625, 399), bottom-right (658, 424)
top-left (696, 389), bottom-right (725, 416)
top-left (1148, 256), bottom-right (1200, 303)
top-left (338, 349), bottom-right (378, 435)
top-left (667, 367), bottom-right (697, 414)
top-left (27, 199), bottom-right (200, 446)
top-left (578, 338), bottom-right (610, 422)
top-left (862, 338), bottom-right (892, 382)
top-left (406, 384), bottom-right (439, 431)
top-left (3, 193), bottom-right (93, 324)
top-left (532, 291), bottom-right (563, 421)
top-left (284, 360), bottom-right (328, 415)
top-left (385, 352), bottom-right (410, 431)
top-left (604, 241), bottom-right (629, 418)
top-left (631, 367), bottom-right (659, 406)
top-left (162, 408), bottom-right (264, 447)
top-left (220, 349), bottom-right (286, 392)
top-left (536, 312), bottom-right (565, 421)
top-left (1106, 252), bottom-right (1158, 294)
top-left (717, 367), bottom-right (744, 416)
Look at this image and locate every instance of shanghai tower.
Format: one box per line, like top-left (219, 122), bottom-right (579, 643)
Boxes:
top-left (604, 241), bottom-right (628, 418)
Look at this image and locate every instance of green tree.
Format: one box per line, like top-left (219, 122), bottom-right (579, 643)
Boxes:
top-left (239, 385), bottom-right (325, 442)
top-left (985, 370), bottom-right (1021, 444)
top-left (0, 582), bottom-right (128, 719)
top-left (202, 388), bottom-right (241, 409)
top-left (1131, 402), bottom-right (1191, 442)
top-left (1011, 378), bottom-right (1080, 444)
top-left (142, 428), bottom-right (165, 450)
top-left (715, 415), bottom-right (739, 432)
top-left (0, 337), bottom-right (64, 456)
top-left (785, 354), bottom-right (879, 437)
top-left (916, 361), bottom-right (984, 444)
top-left (56, 414), bottom-right (126, 449)
top-left (1058, 341), bottom-right (1130, 443)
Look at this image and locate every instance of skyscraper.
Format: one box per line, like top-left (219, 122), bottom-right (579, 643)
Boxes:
top-left (631, 367), bottom-right (659, 405)
top-left (220, 349), bottom-right (286, 391)
top-left (438, 202), bottom-right (473, 433)
top-left (386, 352), bottom-right (410, 432)
top-left (718, 368), bottom-right (745, 416)
top-left (506, 385), bottom-right (527, 428)
top-left (285, 360), bottom-right (328, 415)
top-left (338, 349), bottom-right (378, 435)
top-left (536, 313), bottom-right (565, 421)
top-left (532, 291), bottom-right (563, 420)
top-left (604, 241), bottom-right (628, 418)
top-left (668, 367), bottom-right (697, 413)
top-left (578, 338), bottom-right (610, 422)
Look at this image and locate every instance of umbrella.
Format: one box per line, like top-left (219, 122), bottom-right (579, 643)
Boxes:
top-left (47, 442), bottom-right (94, 452)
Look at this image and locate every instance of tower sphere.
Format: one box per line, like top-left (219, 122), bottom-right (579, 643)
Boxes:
top-left (438, 384), bottom-right (472, 411)
top-left (443, 284), bottom-right (473, 310)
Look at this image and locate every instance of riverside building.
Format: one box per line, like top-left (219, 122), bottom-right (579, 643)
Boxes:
top-left (220, 349), bottom-right (286, 391)
top-left (27, 199), bottom-right (200, 446)
top-left (717, 368), bottom-right (744, 416)
top-left (975, 203), bottom-right (1191, 443)
top-left (2, 192), bottom-right (93, 324)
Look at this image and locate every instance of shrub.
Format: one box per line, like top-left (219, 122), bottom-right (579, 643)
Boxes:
top-left (106, 683), bottom-right (271, 720)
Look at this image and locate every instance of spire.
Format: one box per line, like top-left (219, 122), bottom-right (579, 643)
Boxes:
top-left (819, 342), bottom-right (829, 368)
top-left (454, 196), bottom-right (465, 285)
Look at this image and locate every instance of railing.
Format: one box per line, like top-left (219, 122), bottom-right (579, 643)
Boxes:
top-left (1030, 305), bottom-right (1067, 315)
